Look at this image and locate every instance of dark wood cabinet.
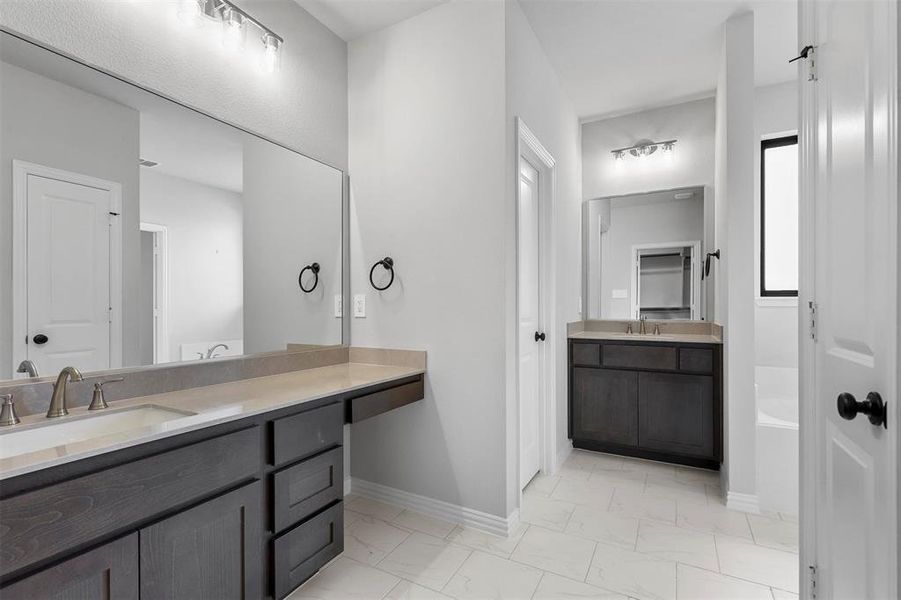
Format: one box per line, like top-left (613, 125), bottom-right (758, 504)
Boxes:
top-left (569, 339), bottom-right (722, 469)
top-left (572, 368), bottom-right (638, 447)
top-left (638, 372), bottom-right (714, 458)
top-left (140, 482), bottom-right (262, 600)
top-left (1, 534), bottom-right (139, 600)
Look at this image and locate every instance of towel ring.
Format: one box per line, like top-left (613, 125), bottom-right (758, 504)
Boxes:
top-left (298, 263), bottom-right (321, 293)
top-left (369, 257), bottom-right (395, 291)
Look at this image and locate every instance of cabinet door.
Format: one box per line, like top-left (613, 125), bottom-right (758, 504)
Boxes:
top-left (571, 368), bottom-right (638, 446)
top-left (0, 534), bottom-right (138, 600)
top-left (140, 481), bottom-right (262, 600)
top-left (638, 372), bottom-right (714, 458)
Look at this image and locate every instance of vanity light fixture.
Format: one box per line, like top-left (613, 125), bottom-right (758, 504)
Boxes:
top-left (177, 0), bottom-right (283, 72)
top-left (610, 139), bottom-right (677, 161)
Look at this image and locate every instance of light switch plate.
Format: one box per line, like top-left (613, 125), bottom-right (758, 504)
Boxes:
top-left (334, 295), bottom-right (343, 318)
top-left (353, 294), bottom-right (366, 318)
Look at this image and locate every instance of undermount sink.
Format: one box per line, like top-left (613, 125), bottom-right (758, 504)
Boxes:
top-left (603, 332), bottom-right (679, 341)
top-left (0, 405), bottom-right (197, 460)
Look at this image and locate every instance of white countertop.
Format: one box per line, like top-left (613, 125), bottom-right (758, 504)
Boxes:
top-left (0, 362), bottom-right (424, 480)
top-left (569, 331), bottom-right (723, 344)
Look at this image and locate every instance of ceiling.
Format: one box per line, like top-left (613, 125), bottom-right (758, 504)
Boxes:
top-left (294, 0), bottom-right (448, 40)
top-left (518, 0), bottom-right (798, 119)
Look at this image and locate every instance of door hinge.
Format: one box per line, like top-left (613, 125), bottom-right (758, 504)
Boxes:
top-left (808, 301), bottom-right (818, 341)
top-left (108, 306), bottom-right (113, 324)
top-left (808, 564), bottom-right (818, 598)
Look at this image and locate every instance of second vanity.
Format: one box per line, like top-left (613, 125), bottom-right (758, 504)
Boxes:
top-left (568, 321), bottom-right (723, 470)
top-left (0, 353), bottom-right (425, 599)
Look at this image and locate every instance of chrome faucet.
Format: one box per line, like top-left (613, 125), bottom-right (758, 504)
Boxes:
top-left (0, 394), bottom-right (20, 426)
top-left (47, 366), bottom-right (83, 418)
top-left (16, 360), bottom-right (39, 378)
top-left (205, 343), bottom-right (229, 359)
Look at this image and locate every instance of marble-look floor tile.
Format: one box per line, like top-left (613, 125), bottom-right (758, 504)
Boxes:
top-left (586, 542), bottom-right (677, 600)
top-left (674, 466), bottom-right (721, 486)
top-left (588, 468), bottom-right (648, 492)
top-left (379, 532), bottom-right (472, 592)
top-left (444, 523), bottom-right (528, 558)
top-left (676, 501), bottom-right (753, 539)
top-left (608, 488), bottom-right (676, 524)
top-left (346, 495), bottom-right (406, 521)
top-left (566, 450), bottom-right (621, 471)
top-left (644, 475), bottom-right (709, 505)
top-left (550, 478), bottom-right (615, 508)
top-left (510, 526), bottom-right (597, 581)
top-left (779, 512), bottom-right (799, 524)
top-left (619, 457), bottom-right (678, 479)
top-left (716, 535), bottom-right (800, 593)
top-left (286, 557), bottom-right (399, 600)
top-left (442, 551), bottom-right (542, 599)
top-left (770, 588), bottom-right (800, 599)
top-left (521, 492), bottom-right (577, 531)
top-left (385, 580), bottom-right (454, 600)
top-left (635, 520), bottom-right (718, 571)
top-left (392, 510), bottom-right (457, 539)
top-left (565, 504), bottom-right (640, 550)
top-left (525, 473), bottom-right (561, 496)
top-left (344, 509), bottom-right (366, 529)
top-left (677, 564), bottom-right (773, 599)
top-left (344, 516), bottom-right (412, 565)
top-left (747, 514), bottom-right (800, 552)
top-left (532, 572), bottom-right (629, 599)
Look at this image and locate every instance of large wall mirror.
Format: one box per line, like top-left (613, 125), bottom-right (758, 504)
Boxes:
top-left (0, 31), bottom-right (346, 381)
top-left (583, 186), bottom-right (713, 322)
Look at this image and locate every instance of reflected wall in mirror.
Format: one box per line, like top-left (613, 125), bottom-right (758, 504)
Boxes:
top-left (583, 185), bottom-right (711, 321)
top-left (0, 32), bottom-right (345, 381)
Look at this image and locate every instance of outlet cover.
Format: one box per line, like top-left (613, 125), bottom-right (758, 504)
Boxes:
top-left (353, 294), bottom-right (366, 318)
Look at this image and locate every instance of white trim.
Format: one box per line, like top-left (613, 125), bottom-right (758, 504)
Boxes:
top-left (349, 478), bottom-right (520, 537)
top-left (725, 491), bottom-right (761, 514)
top-left (514, 117), bottom-right (558, 495)
top-left (12, 160), bottom-right (123, 375)
top-left (555, 440), bottom-right (573, 474)
top-left (140, 223), bottom-right (170, 364)
top-left (629, 240), bottom-right (702, 320)
top-left (343, 475), bottom-right (352, 496)
top-left (755, 296), bottom-right (798, 308)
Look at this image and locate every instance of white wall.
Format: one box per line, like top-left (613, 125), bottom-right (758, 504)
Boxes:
top-left (714, 12), bottom-right (758, 505)
top-left (347, 1), bottom-right (509, 517)
top-left (754, 81), bottom-right (799, 370)
top-left (243, 135), bottom-right (344, 353)
top-left (140, 170), bottom-right (243, 362)
top-left (0, 62), bottom-right (140, 377)
top-left (582, 98), bottom-right (715, 200)
top-left (600, 197), bottom-right (703, 319)
top-left (0, 0), bottom-right (348, 171)
top-left (505, 0), bottom-right (582, 513)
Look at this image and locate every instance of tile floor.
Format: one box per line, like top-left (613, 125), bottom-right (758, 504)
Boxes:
top-left (288, 450), bottom-right (799, 600)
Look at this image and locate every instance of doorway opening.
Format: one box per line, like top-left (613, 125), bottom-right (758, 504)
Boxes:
top-left (140, 222), bottom-right (169, 365)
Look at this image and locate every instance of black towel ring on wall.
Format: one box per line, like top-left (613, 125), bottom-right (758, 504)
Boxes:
top-left (369, 257), bottom-right (395, 291)
top-left (298, 263), bottom-right (321, 293)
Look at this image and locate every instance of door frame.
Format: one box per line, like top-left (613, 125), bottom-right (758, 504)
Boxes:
top-left (514, 117), bottom-right (557, 491)
top-left (629, 240), bottom-right (702, 320)
top-left (11, 160), bottom-right (123, 376)
top-left (140, 222), bottom-right (169, 364)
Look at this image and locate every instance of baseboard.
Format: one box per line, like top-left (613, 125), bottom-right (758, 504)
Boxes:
top-left (554, 441), bottom-right (573, 474)
top-left (349, 478), bottom-right (518, 537)
top-left (344, 475), bottom-right (352, 496)
top-left (726, 491), bottom-right (761, 514)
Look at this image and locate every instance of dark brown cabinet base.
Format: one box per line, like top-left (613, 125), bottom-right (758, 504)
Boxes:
top-left (569, 339), bottom-right (722, 470)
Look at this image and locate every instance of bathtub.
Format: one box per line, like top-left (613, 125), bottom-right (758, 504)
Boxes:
top-left (756, 366), bottom-right (799, 515)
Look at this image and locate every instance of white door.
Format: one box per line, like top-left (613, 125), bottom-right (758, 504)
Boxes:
top-left (804, 0), bottom-right (898, 597)
top-left (518, 158), bottom-right (542, 489)
top-left (23, 173), bottom-right (114, 374)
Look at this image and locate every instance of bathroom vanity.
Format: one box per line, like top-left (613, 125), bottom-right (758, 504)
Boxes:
top-left (568, 322), bottom-right (723, 469)
top-left (0, 360), bottom-right (425, 599)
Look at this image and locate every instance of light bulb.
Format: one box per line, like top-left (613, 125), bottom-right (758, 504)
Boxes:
top-left (261, 34), bottom-right (281, 73)
top-left (178, 0), bottom-right (203, 27)
top-left (222, 9), bottom-right (244, 52)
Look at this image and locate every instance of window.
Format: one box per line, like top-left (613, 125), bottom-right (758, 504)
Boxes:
top-left (760, 135), bottom-right (799, 296)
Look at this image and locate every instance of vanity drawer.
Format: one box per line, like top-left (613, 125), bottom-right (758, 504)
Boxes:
top-left (273, 501), bottom-right (343, 599)
top-left (603, 344), bottom-right (677, 370)
top-left (272, 401), bottom-right (343, 466)
top-left (679, 348), bottom-right (714, 373)
top-left (0, 426), bottom-right (260, 578)
top-left (273, 447), bottom-right (343, 533)
top-left (571, 343), bottom-right (601, 366)
top-left (347, 378), bottom-right (424, 423)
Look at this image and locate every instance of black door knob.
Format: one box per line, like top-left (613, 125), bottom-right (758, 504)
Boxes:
top-left (837, 391), bottom-right (887, 428)
top-left (32, 334), bottom-right (49, 345)
top-left (534, 332), bottom-right (546, 342)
